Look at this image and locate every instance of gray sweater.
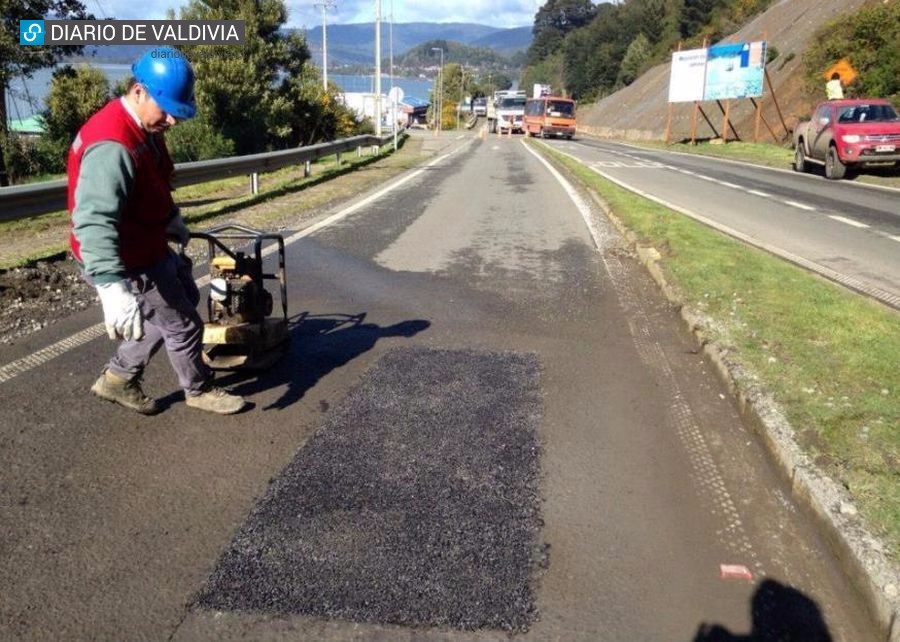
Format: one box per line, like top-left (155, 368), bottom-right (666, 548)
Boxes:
top-left (72, 141), bottom-right (136, 285)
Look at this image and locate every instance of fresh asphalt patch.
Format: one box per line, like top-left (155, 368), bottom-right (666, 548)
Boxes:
top-left (197, 347), bottom-right (544, 631)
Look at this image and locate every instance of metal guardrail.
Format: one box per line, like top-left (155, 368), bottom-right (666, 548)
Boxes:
top-left (0, 133), bottom-right (395, 222)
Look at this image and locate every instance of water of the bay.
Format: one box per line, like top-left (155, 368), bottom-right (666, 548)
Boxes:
top-left (5, 65), bottom-right (433, 121)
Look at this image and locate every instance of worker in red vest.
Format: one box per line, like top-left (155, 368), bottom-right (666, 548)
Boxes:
top-left (68, 47), bottom-right (245, 415)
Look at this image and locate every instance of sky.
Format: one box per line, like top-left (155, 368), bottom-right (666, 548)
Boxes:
top-left (86, 0), bottom-right (548, 29)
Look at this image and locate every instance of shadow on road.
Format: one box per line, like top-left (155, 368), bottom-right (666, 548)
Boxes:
top-left (693, 578), bottom-right (834, 641)
top-left (216, 312), bottom-right (430, 410)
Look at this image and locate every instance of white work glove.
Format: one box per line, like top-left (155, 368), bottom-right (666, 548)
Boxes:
top-left (96, 280), bottom-right (143, 341)
top-left (166, 210), bottom-right (190, 246)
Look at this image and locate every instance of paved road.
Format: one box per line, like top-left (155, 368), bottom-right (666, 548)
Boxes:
top-left (0, 131), bottom-right (879, 640)
top-left (542, 138), bottom-right (900, 308)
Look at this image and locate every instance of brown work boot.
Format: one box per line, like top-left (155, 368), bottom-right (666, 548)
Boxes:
top-left (91, 370), bottom-right (160, 415)
top-left (185, 384), bottom-right (246, 415)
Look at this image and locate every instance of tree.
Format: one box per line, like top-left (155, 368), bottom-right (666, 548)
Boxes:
top-left (166, 116), bottom-right (235, 163)
top-left (521, 52), bottom-right (565, 100)
top-left (528, 0), bottom-right (597, 65)
top-left (0, 0), bottom-right (94, 185)
top-left (176, 0), bottom-right (312, 154)
top-left (617, 33), bottom-right (653, 87)
top-left (39, 65), bottom-right (110, 173)
top-left (560, 2), bottom-right (628, 99)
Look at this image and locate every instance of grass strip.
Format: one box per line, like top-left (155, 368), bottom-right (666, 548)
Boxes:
top-left (538, 142), bottom-right (900, 559)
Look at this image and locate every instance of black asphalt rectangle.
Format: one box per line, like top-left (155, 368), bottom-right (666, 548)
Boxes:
top-left (197, 347), bottom-right (544, 631)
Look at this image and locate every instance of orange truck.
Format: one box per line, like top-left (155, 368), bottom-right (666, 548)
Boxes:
top-left (524, 96), bottom-right (576, 139)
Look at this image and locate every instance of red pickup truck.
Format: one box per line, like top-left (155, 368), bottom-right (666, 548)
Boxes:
top-left (792, 98), bottom-right (900, 179)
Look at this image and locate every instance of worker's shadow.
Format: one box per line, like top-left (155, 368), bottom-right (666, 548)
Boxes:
top-left (217, 312), bottom-right (430, 410)
top-left (693, 578), bottom-right (834, 641)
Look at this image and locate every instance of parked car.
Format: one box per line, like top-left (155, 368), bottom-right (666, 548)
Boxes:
top-left (793, 99), bottom-right (900, 179)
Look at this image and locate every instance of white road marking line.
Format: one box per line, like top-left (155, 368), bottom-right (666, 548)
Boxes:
top-left (531, 140), bottom-right (900, 310)
top-left (783, 200), bottom-right (816, 211)
top-left (747, 189), bottom-right (771, 198)
top-left (828, 215), bottom-right (869, 229)
top-left (718, 181), bottom-right (741, 190)
top-left (0, 142), bottom-right (471, 386)
top-left (891, 235), bottom-right (900, 243)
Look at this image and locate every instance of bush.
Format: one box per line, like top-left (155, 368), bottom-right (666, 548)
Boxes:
top-left (804, 2), bottom-right (900, 103)
top-left (1, 132), bottom-right (43, 183)
top-left (166, 116), bottom-right (235, 163)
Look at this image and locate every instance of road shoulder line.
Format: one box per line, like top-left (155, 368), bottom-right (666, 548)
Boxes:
top-left (592, 137), bottom-right (900, 195)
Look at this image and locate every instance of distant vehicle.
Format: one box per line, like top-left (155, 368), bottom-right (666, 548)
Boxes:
top-left (496, 95), bottom-right (527, 134)
top-left (473, 97), bottom-right (487, 116)
top-left (493, 89), bottom-right (526, 104)
top-left (524, 96), bottom-right (576, 140)
top-left (793, 99), bottom-right (900, 179)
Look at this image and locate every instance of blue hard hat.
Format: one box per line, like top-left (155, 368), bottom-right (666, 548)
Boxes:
top-left (131, 47), bottom-right (197, 120)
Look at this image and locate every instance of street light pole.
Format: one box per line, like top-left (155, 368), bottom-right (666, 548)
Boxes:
top-left (390, 0), bottom-right (397, 150)
top-left (314, 0), bottom-right (335, 90)
top-left (431, 47), bottom-right (443, 135)
top-left (375, 0), bottom-right (382, 137)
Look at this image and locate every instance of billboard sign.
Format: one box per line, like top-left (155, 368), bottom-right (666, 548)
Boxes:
top-left (668, 41), bottom-right (767, 103)
top-left (668, 48), bottom-right (708, 103)
top-left (703, 41), bottom-right (766, 100)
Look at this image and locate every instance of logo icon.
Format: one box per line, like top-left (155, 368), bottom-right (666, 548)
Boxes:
top-left (20, 20), bottom-right (45, 46)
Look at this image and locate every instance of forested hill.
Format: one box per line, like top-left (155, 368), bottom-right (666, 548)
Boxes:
top-left (304, 22), bottom-right (532, 67)
top-left (522, 0), bottom-right (784, 102)
top-left (567, 0), bottom-right (899, 143)
top-left (394, 40), bottom-right (514, 73)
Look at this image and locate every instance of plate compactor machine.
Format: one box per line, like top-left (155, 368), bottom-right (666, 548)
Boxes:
top-left (188, 224), bottom-right (289, 370)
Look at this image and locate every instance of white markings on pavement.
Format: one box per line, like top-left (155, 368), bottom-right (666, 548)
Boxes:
top-left (0, 141), bottom-right (472, 386)
top-left (828, 215), bottom-right (869, 229)
top-left (747, 189), bottom-right (772, 198)
top-left (783, 200), bottom-right (816, 211)
top-left (891, 235), bottom-right (900, 244)
top-left (0, 325), bottom-right (106, 384)
top-left (537, 140), bottom-right (900, 310)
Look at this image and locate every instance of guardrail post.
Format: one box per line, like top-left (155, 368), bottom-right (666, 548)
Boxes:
top-left (371, 145), bottom-right (379, 155)
top-left (250, 172), bottom-right (259, 195)
top-left (304, 160), bottom-right (311, 178)
top-left (357, 146), bottom-right (362, 158)
top-left (336, 152), bottom-right (342, 166)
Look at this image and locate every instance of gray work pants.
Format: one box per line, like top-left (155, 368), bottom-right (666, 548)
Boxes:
top-left (99, 250), bottom-right (210, 394)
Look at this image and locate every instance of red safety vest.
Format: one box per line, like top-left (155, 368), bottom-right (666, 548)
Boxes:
top-left (68, 99), bottom-right (174, 270)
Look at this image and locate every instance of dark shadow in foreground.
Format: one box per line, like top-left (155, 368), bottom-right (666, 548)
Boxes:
top-left (216, 312), bottom-right (430, 410)
top-left (694, 579), bottom-right (833, 641)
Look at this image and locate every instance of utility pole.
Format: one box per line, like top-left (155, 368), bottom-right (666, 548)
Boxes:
top-left (390, 0), bottom-right (397, 149)
top-left (375, 0), bottom-right (382, 137)
top-left (457, 65), bottom-right (464, 130)
top-left (431, 47), bottom-right (443, 135)
top-left (314, 0), bottom-right (336, 90)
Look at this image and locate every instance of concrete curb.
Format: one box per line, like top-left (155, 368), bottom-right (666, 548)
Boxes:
top-left (573, 170), bottom-right (900, 641)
